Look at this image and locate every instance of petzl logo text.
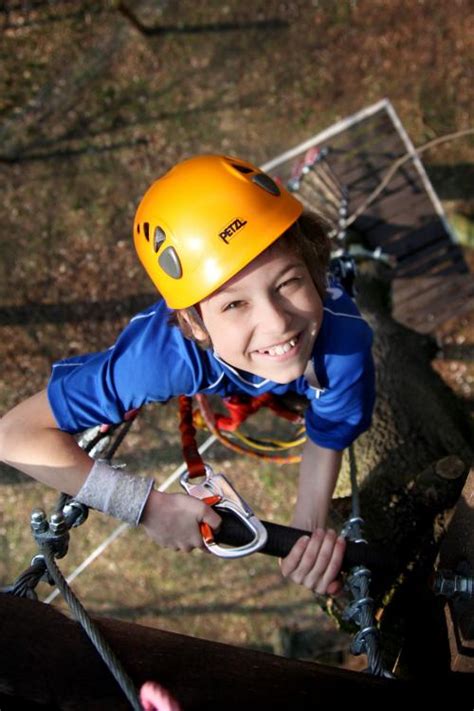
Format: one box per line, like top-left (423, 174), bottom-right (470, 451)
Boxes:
top-left (218, 218), bottom-right (248, 244)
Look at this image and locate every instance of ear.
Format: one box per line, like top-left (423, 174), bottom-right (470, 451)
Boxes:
top-left (177, 307), bottom-right (209, 342)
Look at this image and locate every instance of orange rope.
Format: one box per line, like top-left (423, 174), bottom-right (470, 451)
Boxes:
top-left (178, 395), bottom-right (206, 478)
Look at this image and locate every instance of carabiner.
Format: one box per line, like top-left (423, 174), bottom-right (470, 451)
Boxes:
top-left (180, 464), bottom-right (268, 559)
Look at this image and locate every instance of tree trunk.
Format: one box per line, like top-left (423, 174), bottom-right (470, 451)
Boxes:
top-left (335, 263), bottom-right (472, 543)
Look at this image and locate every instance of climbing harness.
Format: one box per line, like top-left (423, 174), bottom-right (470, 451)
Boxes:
top-left (194, 392), bottom-right (306, 464)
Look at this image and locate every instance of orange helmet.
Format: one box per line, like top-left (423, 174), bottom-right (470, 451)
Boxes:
top-left (133, 154), bottom-right (303, 308)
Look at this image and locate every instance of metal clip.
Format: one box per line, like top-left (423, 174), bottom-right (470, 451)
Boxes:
top-left (180, 464), bottom-right (268, 559)
top-left (431, 569), bottom-right (474, 599)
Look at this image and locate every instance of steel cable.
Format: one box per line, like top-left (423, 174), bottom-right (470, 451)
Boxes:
top-left (40, 541), bottom-right (143, 711)
top-left (344, 444), bottom-right (394, 678)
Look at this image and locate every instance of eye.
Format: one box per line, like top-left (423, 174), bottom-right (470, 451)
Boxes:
top-left (278, 276), bottom-right (301, 290)
top-left (223, 300), bottom-right (245, 312)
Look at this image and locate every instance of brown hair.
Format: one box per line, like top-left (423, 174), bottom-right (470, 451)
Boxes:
top-left (170, 209), bottom-right (331, 350)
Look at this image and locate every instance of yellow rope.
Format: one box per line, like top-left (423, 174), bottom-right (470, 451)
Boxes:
top-left (230, 427), bottom-right (306, 451)
top-left (194, 394), bottom-right (304, 463)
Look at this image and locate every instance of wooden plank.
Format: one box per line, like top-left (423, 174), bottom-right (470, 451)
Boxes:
top-left (367, 220), bottom-right (446, 256)
top-left (291, 132), bottom-right (405, 200)
top-left (396, 245), bottom-right (466, 279)
top-left (330, 117), bottom-right (405, 157)
top-left (363, 188), bottom-right (428, 225)
top-left (364, 212), bottom-right (438, 253)
top-left (342, 169), bottom-right (425, 218)
top-left (392, 275), bottom-right (474, 333)
top-left (2, 593), bottom-right (470, 709)
top-left (392, 273), bottom-right (474, 309)
top-left (394, 228), bottom-right (457, 262)
top-left (387, 234), bottom-right (462, 274)
top-left (330, 143), bottom-right (404, 184)
top-left (327, 117), bottom-right (400, 162)
top-left (402, 247), bottom-right (465, 277)
top-left (348, 165), bottom-right (427, 209)
top-left (330, 138), bottom-right (407, 189)
top-left (300, 166), bottom-right (420, 221)
top-left (394, 270), bottom-right (471, 320)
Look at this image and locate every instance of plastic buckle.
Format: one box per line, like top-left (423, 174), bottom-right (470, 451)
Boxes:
top-left (180, 464), bottom-right (268, 559)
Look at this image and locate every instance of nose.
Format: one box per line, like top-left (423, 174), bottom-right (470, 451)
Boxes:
top-left (257, 295), bottom-right (292, 335)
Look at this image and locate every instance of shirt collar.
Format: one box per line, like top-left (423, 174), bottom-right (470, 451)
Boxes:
top-left (212, 350), bottom-right (272, 389)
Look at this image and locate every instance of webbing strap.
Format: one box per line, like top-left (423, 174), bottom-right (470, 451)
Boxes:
top-left (178, 395), bottom-right (206, 478)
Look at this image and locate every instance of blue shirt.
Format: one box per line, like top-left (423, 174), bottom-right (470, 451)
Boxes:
top-left (47, 282), bottom-right (375, 450)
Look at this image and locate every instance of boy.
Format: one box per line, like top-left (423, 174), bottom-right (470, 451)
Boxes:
top-left (0, 154), bottom-right (375, 597)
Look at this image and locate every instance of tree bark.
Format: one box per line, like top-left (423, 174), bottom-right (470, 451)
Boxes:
top-left (334, 264), bottom-right (473, 554)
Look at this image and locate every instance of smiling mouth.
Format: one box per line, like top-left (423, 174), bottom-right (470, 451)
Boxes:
top-left (255, 333), bottom-right (300, 357)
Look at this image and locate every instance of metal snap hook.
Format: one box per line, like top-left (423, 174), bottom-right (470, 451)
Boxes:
top-left (180, 465), bottom-right (268, 559)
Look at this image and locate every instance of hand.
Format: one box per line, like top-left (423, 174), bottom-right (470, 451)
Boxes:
top-left (140, 681), bottom-right (182, 711)
top-left (279, 528), bottom-right (346, 596)
top-left (140, 489), bottom-right (221, 552)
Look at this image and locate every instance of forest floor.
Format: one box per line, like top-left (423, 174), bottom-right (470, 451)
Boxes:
top-left (0, 0), bottom-right (473, 674)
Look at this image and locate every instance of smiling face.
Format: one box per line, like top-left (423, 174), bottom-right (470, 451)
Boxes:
top-left (190, 240), bottom-right (324, 383)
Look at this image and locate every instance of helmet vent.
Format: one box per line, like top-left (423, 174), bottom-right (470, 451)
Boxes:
top-left (231, 163), bottom-right (253, 175)
top-left (158, 246), bottom-right (182, 279)
top-left (251, 173), bottom-right (280, 196)
top-left (153, 226), bottom-right (166, 253)
top-left (143, 222), bottom-right (150, 241)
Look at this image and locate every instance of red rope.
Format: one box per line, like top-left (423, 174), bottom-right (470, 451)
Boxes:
top-left (195, 394), bottom-right (303, 465)
top-left (214, 393), bottom-right (302, 432)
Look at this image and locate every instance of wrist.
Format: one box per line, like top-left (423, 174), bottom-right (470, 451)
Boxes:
top-left (75, 460), bottom-right (155, 526)
top-left (140, 488), bottom-right (165, 527)
top-left (292, 501), bottom-right (328, 531)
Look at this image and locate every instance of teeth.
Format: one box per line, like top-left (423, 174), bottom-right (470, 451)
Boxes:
top-left (261, 336), bottom-right (297, 356)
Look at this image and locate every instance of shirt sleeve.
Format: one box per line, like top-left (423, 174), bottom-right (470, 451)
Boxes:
top-left (304, 322), bottom-right (375, 450)
top-left (47, 302), bottom-right (204, 433)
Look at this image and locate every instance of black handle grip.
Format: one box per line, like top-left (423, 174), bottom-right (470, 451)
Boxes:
top-left (214, 512), bottom-right (391, 572)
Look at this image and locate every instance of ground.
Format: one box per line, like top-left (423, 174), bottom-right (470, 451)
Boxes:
top-left (0, 0), bottom-right (473, 673)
